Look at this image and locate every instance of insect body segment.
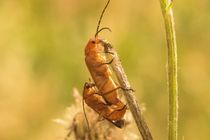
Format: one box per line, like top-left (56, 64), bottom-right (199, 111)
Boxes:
top-left (85, 39), bottom-right (125, 109)
top-left (83, 82), bottom-right (126, 128)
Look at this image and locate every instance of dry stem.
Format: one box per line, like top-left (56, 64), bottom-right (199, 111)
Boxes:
top-left (104, 43), bottom-right (153, 140)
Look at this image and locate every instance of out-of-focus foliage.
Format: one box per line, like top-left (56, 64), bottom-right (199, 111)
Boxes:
top-left (0, 0), bottom-right (210, 140)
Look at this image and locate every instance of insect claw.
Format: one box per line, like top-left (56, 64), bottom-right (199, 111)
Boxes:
top-left (97, 57), bottom-right (114, 66)
top-left (105, 51), bottom-right (114, 55)
top-left (122, 87), bottom-right (135, 92)
top-left (112, 119), bottom-right (125, 128)
top-left (105, 58), bottom-right (114, 65)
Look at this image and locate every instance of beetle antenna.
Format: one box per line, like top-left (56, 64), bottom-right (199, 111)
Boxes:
top-left (95, 0), bottom-right (110, 37)
top-left (95, 27), bottom-right (111, 37)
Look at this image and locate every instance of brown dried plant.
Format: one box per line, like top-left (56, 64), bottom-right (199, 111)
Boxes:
top-left (55, 88), bottom-right (139, 140)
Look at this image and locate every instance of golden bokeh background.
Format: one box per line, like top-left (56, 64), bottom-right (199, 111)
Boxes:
top-left (0, 0), bottom-right (210, 140)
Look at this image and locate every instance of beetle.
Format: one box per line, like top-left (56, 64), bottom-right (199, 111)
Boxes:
top-left (83, 82), bottom-right (126, 128)
top-left (83, 0), bottom-right (128, 128)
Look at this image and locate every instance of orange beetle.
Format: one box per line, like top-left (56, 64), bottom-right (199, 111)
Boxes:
top-left (83, 0), bottom-right (127, 128)
top-left (83, 82), bottom-right (126, 128)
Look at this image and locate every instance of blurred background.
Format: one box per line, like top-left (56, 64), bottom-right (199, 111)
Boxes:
top-left (1, 0), bottom-right (210, 140)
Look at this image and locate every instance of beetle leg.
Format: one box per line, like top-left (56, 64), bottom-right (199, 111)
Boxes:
top-left (101, 86), bottom-right (134, 96)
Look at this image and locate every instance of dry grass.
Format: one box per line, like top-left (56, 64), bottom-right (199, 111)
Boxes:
top-left (55, 88), bottom-right (139, 140)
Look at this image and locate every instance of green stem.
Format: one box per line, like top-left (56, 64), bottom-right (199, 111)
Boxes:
top-left (159, 1), bottom-right (178, 140)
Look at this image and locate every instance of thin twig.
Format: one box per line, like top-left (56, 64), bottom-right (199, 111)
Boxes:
top-left (103, 42), bottom-right (153, 140)
top-left (159, 0), bottom-right (178, 140)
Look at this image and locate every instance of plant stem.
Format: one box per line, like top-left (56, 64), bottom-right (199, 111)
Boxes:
top-left (103, 43), bottom-right (153, 140)
top-left (159, 1), bottom-right (178, 140)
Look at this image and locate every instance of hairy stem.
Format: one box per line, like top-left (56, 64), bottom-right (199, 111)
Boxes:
top-left (159, 1), bottom-right (178, 140)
